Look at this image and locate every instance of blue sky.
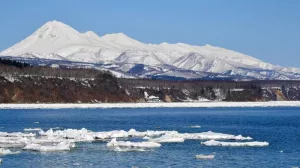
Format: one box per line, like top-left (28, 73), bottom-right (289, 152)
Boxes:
top-left (0, 0), bottom-right (299, 67)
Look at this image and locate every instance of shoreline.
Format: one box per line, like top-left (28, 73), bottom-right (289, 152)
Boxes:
top-left (0, 101), bottom-right (300, 109)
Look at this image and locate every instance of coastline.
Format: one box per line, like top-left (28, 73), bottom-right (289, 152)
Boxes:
top-left (0, 101), bottom-right (300, 109)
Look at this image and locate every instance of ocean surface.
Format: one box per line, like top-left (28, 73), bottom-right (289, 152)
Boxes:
top-left (0, 107), bottom-right (300, 168)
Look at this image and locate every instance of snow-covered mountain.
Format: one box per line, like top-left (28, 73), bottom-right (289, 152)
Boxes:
top-left (1, 20), bottom-right (300, 80)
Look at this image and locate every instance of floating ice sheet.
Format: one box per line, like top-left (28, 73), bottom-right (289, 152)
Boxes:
top-left (148, 136), bottom-right (185, 143)
top-left (107, 138), bottom-right (161, 149)
top-left (201, 140), bottom-right (269, 147)
top-left (0, 132), bottom-right (35, 137)
top-left (0, 148), bottom-right (20, 155)
top-left (23, 141), bottom-right (75, 152)
top-left (111, 147), bottom-right (148, 152)
top-left (195, 154), bottom-right (215, 159)
top-left (0, 127), bottom-right (266, 154)
top-left (189, 125), bottom-right (201, 128)
top-left (24, 128), bottom-right (42, 132)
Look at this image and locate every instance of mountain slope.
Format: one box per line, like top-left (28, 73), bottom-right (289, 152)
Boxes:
top-left (1, 20), bottom-right (299, 80)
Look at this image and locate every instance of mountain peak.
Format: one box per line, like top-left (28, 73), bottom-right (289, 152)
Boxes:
top-left (99, 33), bottom-right (144, 47)
top-left (44, 20), bottom-right (64, 26)
top-left (40, 20), bottom-right (72, 30)
top-left (100, 33), bottom-right (130, 40)
top-left (83, 31), bottom-right (100, 39)
top-left (32, 20), bottom-right (80, 39)
top-left (203, 44), bottom-right (213, 47)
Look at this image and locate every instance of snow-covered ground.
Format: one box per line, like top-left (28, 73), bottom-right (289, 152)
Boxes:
top-left (1, 101), bottom-right (300, 109)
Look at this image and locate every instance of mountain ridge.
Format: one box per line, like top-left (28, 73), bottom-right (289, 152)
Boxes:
top-left (1, 20), bottom-right (299, 80)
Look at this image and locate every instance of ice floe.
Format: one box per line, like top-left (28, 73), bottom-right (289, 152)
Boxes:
top-left (23, 141), bottom-right (75, 152)
top-left (0, 132), bottom-right (35, 137)
top-left (201, 140), bottom-right (269, 147)
top-left (112, 147), bottom-right (148, 152)
top-left (51, 127), bottom-right (62, 130)
top-left (148, 136), bottom-right (185, 143)
top-left (0, 148), bottom-right (20, 155)
top-left (195, 154), bottom-right (215, 159)
top-left (73, 163), bottom-right (80, 166)
top-left (24, 128), bottom-right (42, 132)
top-left (94, 129), bottom-right (175, 140)
top-left (154, 131), bottom-right (252, 141)
top-left (107, 138), bottom-right (161, 149)
top-left (39, 128), bottom-right (94, 142)
top-left (189, 125), bottom-right (201, 128)
top-left (0, 127), bottom-right (268, 155)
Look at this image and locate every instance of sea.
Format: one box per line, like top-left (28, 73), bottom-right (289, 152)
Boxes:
top-left (0, 107), bottom-right (299, 168)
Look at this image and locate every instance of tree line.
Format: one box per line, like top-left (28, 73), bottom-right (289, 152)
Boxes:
top-left (0, 58), bottom-right (112, 79)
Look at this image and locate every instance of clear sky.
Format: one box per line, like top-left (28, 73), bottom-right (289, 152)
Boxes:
top-left (0, 0), bottom-right (299, 67)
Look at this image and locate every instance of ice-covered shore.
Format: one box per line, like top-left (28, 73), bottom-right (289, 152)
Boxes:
top-left (0, 101), bottom-right (300, 109)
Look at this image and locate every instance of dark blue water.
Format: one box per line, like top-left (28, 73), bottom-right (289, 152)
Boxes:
top-left (0, 107), bottom-right (300, 168)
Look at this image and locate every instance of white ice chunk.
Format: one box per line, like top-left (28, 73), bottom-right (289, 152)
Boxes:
top-left (51, 127), bottom-right (62, 130)
top-left (0, 136), bottom-right (29, 148)
top-left (112, 147), bottom-right (148, 152)
top-left (23, 141), bottom-right (75, 152)
top-left (94, 129), bottom-right (175, 140)
top-left (0, 142), bottom-right (26, 148)
top-left (39, 128), bottom-right (94, 142)
top-left (189, 125), bottom-right (201, 128)
top-left (201, 140), bottom-right (269, 147)
top-left (144, 131), bottom-right (251, 141)
top-left (128, 129), bottom-right (177, 138)
top-left (149, 137), bottom-right (185, 143)
top-left (73, 163), bottom-right (80, 166)
top-left (24, 128), bottom-right (42, 132)
top-left (147, 133), bottom-right (185, 143)
top-left (0, 148), bottom-right (20, 155)
top-left (94, 130), bottom-right (129, 140)
top-left (29, 137), bottom-right (73, 145)
top-left (180, 131), bottom-right (252, 140)
top-left (0, 132), bottom-right (35, 137)
top-left (195, 154), bottom-right (215, 159)
top-left (107, 138), bottom-right (161, 148)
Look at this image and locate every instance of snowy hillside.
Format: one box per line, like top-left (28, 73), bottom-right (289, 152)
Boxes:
top-left (1, 20), bottom-right (300, 80)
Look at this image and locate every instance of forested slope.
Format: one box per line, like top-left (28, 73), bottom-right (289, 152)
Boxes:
top-left (1, 58), bottom-right (300, 103)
